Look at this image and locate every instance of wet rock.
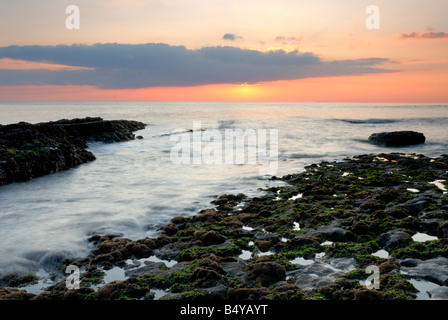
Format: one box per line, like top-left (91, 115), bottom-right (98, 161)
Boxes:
top-left (171, 216), bottom-right (189, 224)
top-left (0, 288), bottom-right (35, 300)
top-left (159, 224), bottom-right (178, 236)
top-left (288, 257), bottom-right (357, 291)
top-left (193, 230), bottom-right (226, 246)
top-left (220, 260), bottom-right (248, 282)
top-left (247, 259), bottom-right (286, 287)
top-left (194, 267), bottom-right (222, 287)
top-left (192, 209), bottom-right (220, 223)
top-left (359, 200), bottom-right (385, 212)
top-left (124, 242), bottom-right (152, 258)
top-left (353, 287), bottom-right (383, 300)
top-left (428, 287), bottom-right (448, 300)
top-left (400, 257), bottom-right (448, 286)
top-left (0, 118), bottom-right (145, 185)
top-left (254, 240), bottom-right (271, 252)
top-left (227, 286), bottom-right (270, 300)
top-left (377, 230), bottom-right (413, 250)
top-left (95, 281), bottom-right (128, 300)
top-left (375, 190), bottom-right (400, 202)
top-left (436, 221), bottom-right (448, 238)
top-left (316, 222), bottom-right (347, 242)
top-left (368, 131), bottom-right (425, 147)
top-left (351, 220), bottom-right (377, 234)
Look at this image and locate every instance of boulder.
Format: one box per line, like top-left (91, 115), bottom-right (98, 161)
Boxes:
top-left (247, 260), bottom-right (286, 286)
top-left (377, 229), bottom-right (412, 250)
top-left (368, 131), bottom-right (425, 147)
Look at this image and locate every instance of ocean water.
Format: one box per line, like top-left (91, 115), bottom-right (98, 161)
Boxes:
top-left (0, 102), bottom-right (447, 276)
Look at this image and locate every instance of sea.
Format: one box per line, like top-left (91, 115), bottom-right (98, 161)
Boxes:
top-left (0, 102), bottom-right (447, 277)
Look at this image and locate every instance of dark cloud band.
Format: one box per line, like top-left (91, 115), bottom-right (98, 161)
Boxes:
top-left (0, 43), bottom-right (393, 89)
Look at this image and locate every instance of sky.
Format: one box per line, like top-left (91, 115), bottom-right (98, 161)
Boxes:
top-left (0, 0), bottom-right (447, 102)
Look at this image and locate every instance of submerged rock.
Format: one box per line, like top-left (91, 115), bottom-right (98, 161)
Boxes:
top-left (368, 131), bottom-right (425, 147)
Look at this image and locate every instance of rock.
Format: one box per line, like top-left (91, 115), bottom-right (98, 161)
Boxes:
top-left (316, 222), bottom-right (347, 241)
top-left (377, 230), bottom-right (412, 250)
top-left (124, 242), bottom-right (152, 258)
top-left (220, 261), bottom-right (248, 282)
top-left (247, 260), bottom-right (285, 286)
top-left (386, 205), bottom-right (413, 219)
top-left (375, 190), bottom-right (400, 202)
top-left (400, 257), bottom-right (448, 286)
top-left (359, 200), bottom-right (385, 212)
top-left (194, 267), bottom-right (223, 287)
top-left (0, 117), bottom-right (145, 185)
top-left (436, 221), bottom-right (448, 238)
top-left (171, 216), bottom-right (189, 224)
top-left (192, 209), bottom-right (220, 223)
top-left (254, 232), bottom-right (279, 242)
top-left (159, 224), bottom-right (178, 236)
top-left (193, 230), bottom-right (226, 246)
top-left (227, 286), bottom-right (270, 300)
top-left (353, 287), bottom-right (383, 300)
top-left (351, 220), bottom-right (377, 234)
top-left (288, 257), bottom-right (357, 291)
top-left (428, 287), bottom-right (448, 300)
top-left (368, 131), bottom-right (425, 147)
top-left (254, 240), bottom-right (271, 252)
top-left (0, 288), bottom-right (35, 300)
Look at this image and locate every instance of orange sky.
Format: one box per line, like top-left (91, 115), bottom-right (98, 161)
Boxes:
top-left (1, 68), bottom-right (447, 102)
top-left (0, 0), bottom-right (447, 102)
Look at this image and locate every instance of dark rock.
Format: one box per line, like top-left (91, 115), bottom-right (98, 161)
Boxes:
top-left (220, 261), bottom-right (248, 282)
top-left (194, 267), bottom-right (222, 287)
top-left (254, 240), bottom-right (271, 252)
top-left (351, 220), bottom-right (377, 234)
top-left (375, 190), bottom-right (400, 202)
top-left (227, 286), bottom-right (270, 300)
top-left (368, 131), bottom-right (425, 147)
top-left (377, 229), bottom-right (412, 250)
top-left (436, 221), bottom-right (448, 238)
top-left (247, 260), bottom-right (286, 286)
top-left (360, 200), bottom-right (385, 212)
top-left (399, 257), bottom-right (448, 286)
top-left (159, 224), bottom-right (178, 236)
top-left (428, 287), bottom-right (448, 300)
top-left (0, 288), bottom-right (35, 300)
top-left (193, 230), bottom-right (226, 246)
top-left (353, 287), bottom-right (383, 300)
top-left (171, 216), bottom-right (189, 224)
top-left (0, 117), bottom-right (145, 185)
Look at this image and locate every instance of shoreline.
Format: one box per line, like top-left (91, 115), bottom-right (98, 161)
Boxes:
top-left (1, 152), bottom-right (447, 300)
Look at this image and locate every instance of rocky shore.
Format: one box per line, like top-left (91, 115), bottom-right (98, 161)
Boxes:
top-left (0, 117), bottom-right (146, 185)
top-left (1, 152), bottom-right (447, 301)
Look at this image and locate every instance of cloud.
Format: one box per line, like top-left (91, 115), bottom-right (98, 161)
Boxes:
top-left (222, 33), bottom-right (243, 41)
top-left (0, 43), bottom-right (394, 89)
top-left (400, 31), bottom-right (448, 39)
top-left (275, 36), bottom-right (303, 42)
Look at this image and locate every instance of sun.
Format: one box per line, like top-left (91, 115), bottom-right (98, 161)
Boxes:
top-left (233, 83), bottom-right (260, 100)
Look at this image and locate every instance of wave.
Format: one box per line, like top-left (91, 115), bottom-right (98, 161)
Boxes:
top-left (336, 118), bottom-right (400, 124)
top-left (289, 153), bottom-right (328, 159)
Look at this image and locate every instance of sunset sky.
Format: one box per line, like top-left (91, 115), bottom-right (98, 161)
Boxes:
top-left (0, 0), bottom-right (447, 102)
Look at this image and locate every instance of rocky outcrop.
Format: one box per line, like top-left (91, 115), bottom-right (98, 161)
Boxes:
top-left (0, 117), bottom-right (145, 185)
top-left (368, 131), bottom-right (426, 147)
